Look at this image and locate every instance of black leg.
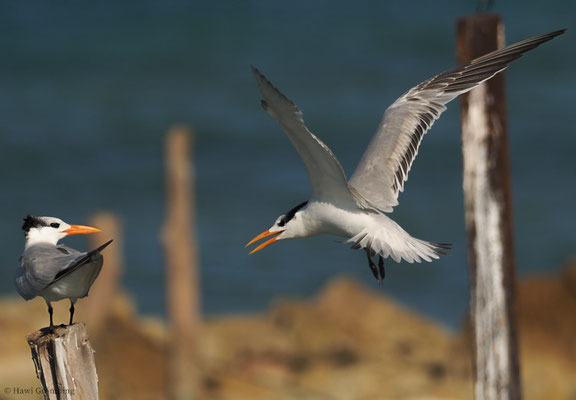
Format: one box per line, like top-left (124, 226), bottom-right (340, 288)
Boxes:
top-left (48, 303), bottom-right (54, 330)
top-left (378, 256), bottom-right (386, 283)
top-left (69, 300), bottom-right (75, 325)
top-left (364, 249), bottom-right (380, 282)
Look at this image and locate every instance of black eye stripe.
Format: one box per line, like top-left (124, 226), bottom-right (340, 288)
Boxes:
top-left (280, 201), bottom-right (308, 225)
top-left (50, 222), bottom-right (60, 228)
top-left (22, 215), bottom-right (43, 232)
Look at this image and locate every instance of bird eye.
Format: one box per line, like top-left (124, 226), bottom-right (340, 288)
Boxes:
top-left (50, 222), bottom-right (60, 228)
top-left (278, 218), bottom-right (286, 227)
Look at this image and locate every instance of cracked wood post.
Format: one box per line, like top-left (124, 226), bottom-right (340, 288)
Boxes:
top-left (457, 15), bottom-right (522, 400)
top-left (26, 323), bottom-right (98, 400)
top-left (162, 125), bottom-right (201, 400)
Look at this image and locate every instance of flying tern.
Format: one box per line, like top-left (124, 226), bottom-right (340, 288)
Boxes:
top-left (14, 215), bottom-right (113, 328)
top-left (246, 29), bottom-right (564, 282)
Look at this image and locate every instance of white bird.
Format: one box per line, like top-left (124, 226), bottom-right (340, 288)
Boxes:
top-left (246, 29), bottom-right (564, 282)
top-left (14, 215), bottom-right (113, 328)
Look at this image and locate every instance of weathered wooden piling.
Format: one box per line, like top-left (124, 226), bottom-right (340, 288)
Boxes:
top-left (81, 212), bottom-right (123, 335)
top-left (457, 15), bottom-right (522, 400)
top-left (162, 125), bottom-right (202, 400)
top-left (27, 323), bottom-right (98, 400)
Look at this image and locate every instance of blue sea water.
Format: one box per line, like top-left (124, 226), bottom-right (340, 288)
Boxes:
top-left (0, 1), bottom-right (574, 329)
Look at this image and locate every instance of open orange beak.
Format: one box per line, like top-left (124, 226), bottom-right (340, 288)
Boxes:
top-left (245, 229), bottom-right (284, 254)
top-left (63, 224), bottom-right (102, 236)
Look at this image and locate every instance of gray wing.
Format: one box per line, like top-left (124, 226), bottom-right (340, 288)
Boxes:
top-left (50, 240), bottom-right (112, 284)
top-left (252, 67), bottom-right (359, 208)
top-left (349, 29), bottom-right (565, 212)
top-left (14, 240), bottom-right (113, 300)
top-left (14, 244), bottom-right (86, 300)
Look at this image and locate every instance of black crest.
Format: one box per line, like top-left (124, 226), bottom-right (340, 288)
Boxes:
top-left (22, 215), bottom-right (45, 232)
top-left (278, 201), bottom-right (308, 227)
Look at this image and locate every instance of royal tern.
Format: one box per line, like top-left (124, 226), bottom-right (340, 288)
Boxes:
top-left (14, 215), bottom-right (113, 328)
top-left (246, 29), bottom-right (564, 282)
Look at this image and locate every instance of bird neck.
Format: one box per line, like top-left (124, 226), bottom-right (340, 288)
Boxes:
top-left (24, 228), bottom-right (62, 249)
top-left (282, 208), bottom-right (317, 239)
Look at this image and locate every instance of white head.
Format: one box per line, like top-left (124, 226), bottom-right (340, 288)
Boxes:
top-left (22, 215), bottom-right (101, 248)
top-left (246, 201), bottom-right (308, 254)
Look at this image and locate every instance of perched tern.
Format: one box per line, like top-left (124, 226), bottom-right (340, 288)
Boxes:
top-left (246, 29), bottom-right (564, 282)
top-left (14, 215), bottom-right (113, 328)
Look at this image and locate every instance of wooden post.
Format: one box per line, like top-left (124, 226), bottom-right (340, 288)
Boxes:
top-left (80, 212), bottom-right (123, 335)
top-left (162, 125), bottom-right (201, 400)
top-left (27, 323), bottom-right (98, 400)
top-left (457, 15), bottom-right (522, 400)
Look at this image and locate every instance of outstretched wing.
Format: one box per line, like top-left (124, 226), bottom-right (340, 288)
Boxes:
top-left (252, 67), bottom-right (358, 208)
top-left (348, 29), bottom-right (565, 212)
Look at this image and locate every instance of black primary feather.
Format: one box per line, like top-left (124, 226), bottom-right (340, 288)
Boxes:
top-left (52, 240), bottom-right (114, 282)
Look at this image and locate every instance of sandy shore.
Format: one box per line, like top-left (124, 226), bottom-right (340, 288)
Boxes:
top-left (1, 261), bottom-right (575, 400)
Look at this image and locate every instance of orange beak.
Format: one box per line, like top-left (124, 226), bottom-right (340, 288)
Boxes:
top-left (245, 229), bottom-right (284, 254)
top-left (63, 224), bottom-right (102, 236)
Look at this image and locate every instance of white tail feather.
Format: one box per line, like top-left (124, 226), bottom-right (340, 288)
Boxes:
top-left (346, 216), bottom-right (446, 264)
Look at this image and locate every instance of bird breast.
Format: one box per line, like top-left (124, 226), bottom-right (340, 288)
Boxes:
top-left (302, 201), bottom-right (378, 239)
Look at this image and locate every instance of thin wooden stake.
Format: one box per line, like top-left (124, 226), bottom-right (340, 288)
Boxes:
top-left (27, 323), bottom-right (98, 400)
top-left (162, 125), bottom-right (201, 400)
top-left (457, 15), bottom-right (522, 400)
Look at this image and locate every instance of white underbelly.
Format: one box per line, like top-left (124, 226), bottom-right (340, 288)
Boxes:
top-left (39, 263), bottom-right (101, 302)
top-left (305, 202), bottom-right (377, 238)
top-left (305, 201), bottom-right (442, 263)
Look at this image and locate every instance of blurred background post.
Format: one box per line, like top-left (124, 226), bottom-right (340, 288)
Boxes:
top-left (82, 212), bottom-right (123, 336)
top-left (457, 14), bottom-right (522, 400)
top-left (162, 125), bottom-right (202, 400)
